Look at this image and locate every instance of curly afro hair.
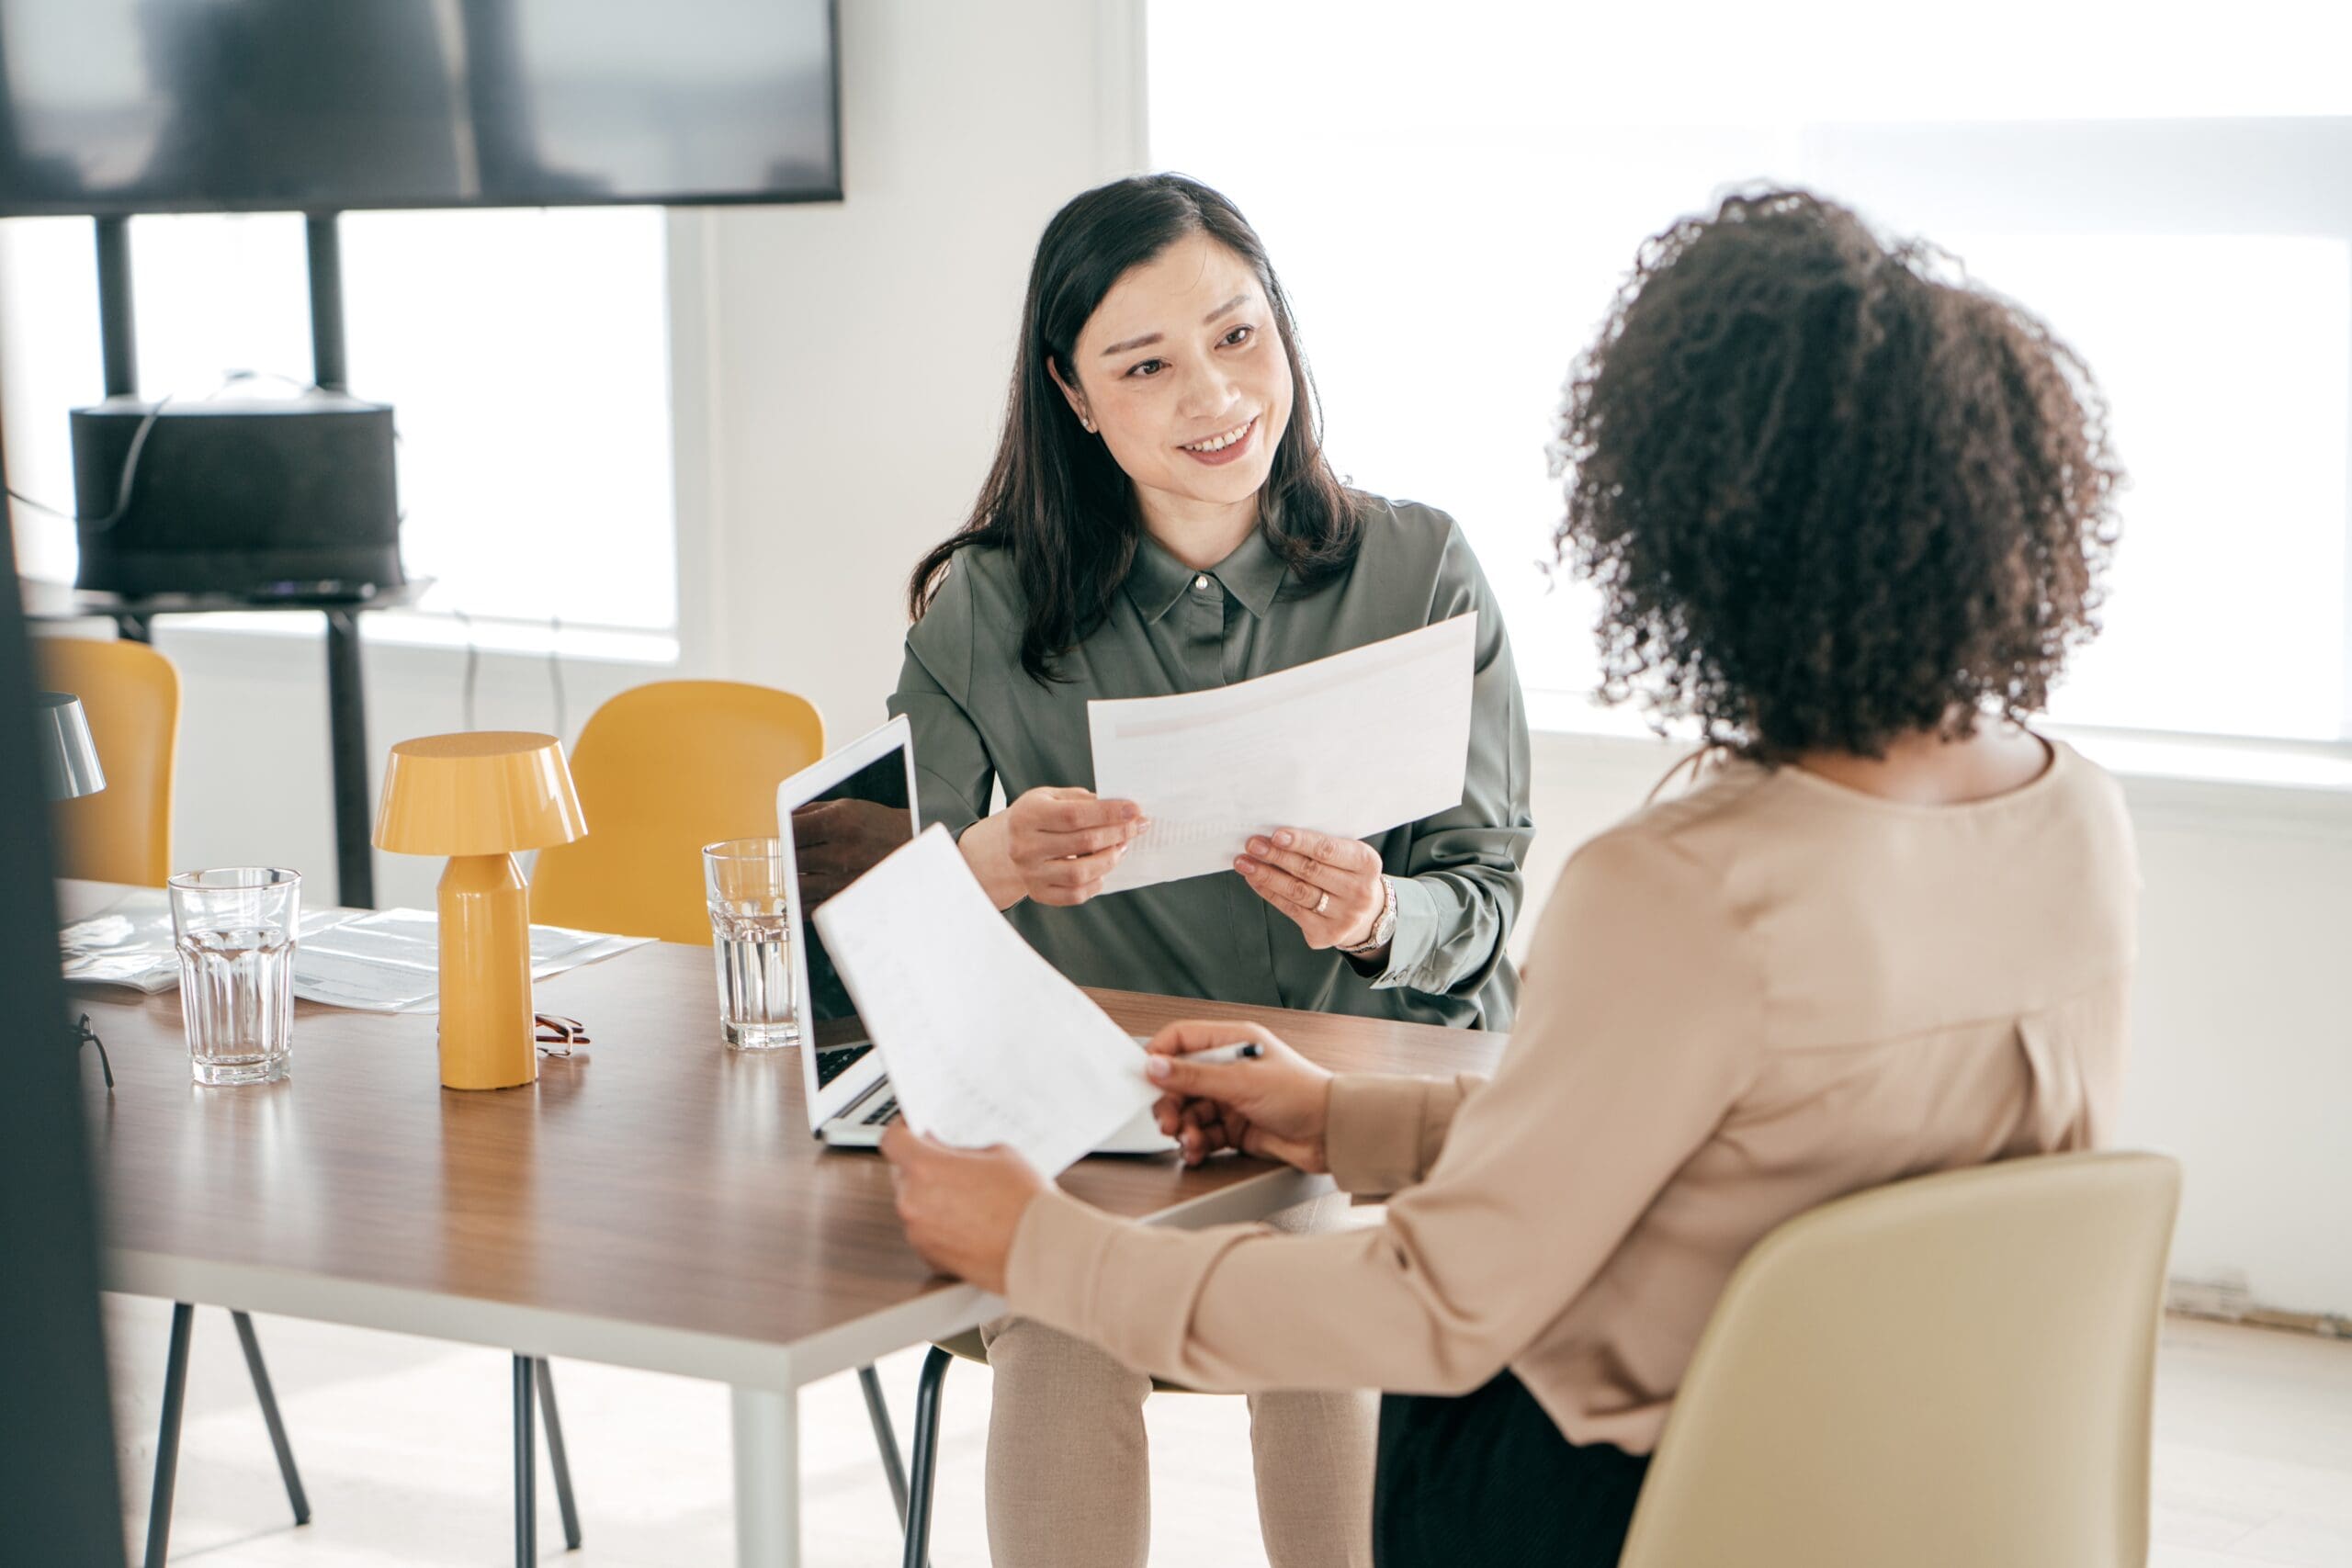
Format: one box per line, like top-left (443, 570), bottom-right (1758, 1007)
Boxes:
top-left (1553, 189), bottom-right (2123, 762)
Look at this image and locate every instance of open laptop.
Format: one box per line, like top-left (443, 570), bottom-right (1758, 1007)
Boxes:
top-left (778, 716), bottom-right (1175, 1154)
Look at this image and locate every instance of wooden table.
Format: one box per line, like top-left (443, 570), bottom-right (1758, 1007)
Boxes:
top-left (73, 925), bottom-right (1504, 1565)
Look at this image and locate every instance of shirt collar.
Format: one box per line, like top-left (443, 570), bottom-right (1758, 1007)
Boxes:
top-left (1122, 523), bottom-right (1290, 625)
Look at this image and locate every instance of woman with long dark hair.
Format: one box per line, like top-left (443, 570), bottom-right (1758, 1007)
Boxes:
top-left (883, 189), bottom-right (2136, 1566)
top-left (887, 175), bottom-right (1533, 1566)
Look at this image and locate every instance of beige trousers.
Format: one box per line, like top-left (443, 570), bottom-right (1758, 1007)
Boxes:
top-left (978, 1192), bottom-right (1375, 1568)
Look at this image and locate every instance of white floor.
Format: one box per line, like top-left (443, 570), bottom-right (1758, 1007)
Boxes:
top-left (102, 1298), bottom-right (2350, 1565)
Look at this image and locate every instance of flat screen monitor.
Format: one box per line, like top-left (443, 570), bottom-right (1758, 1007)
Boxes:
top-left (0, 0), bottom-right (840, 216)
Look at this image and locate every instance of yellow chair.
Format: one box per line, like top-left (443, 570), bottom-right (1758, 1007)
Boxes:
top-left (530, 680), bottom-right (825, 944)
top-left (34, 634), bottom-right (179, 885)
top-left (1619, 1150), bottom-right (2182, 1568)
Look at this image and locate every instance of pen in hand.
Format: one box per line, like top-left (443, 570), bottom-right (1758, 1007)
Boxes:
top-left (1181, 1041), bottom-right (1264, 1066)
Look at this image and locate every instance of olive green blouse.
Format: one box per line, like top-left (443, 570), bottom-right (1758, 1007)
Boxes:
top-left (886, 495), bottom-right (1532, 1030)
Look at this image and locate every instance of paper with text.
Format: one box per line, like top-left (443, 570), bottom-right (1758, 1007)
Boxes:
top-left (1089, 614), bottom-right (1478, 894)
top-left (810, 824), bottom-right (1158, 1176)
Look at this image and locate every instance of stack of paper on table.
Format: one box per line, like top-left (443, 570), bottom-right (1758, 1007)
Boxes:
top-left (59, 888), bottom-right (647, 1012)
top-left (812, 824), bottom-right (1159, 1177)
top-left (289, 909), bottom-right (650, 1013)
top-left (1088, 614), bottom-right (1477, 894)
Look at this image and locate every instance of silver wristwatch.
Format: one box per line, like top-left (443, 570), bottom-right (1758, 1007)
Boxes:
top-left (1341, 875), bottom-right (1397, 957)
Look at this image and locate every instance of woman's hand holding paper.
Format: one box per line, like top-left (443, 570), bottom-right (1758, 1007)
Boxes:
top-left (879, 1124), bottom-right (1049, 1292)
top-left (959, 786), bottom-right (1148, 910)
top-left (1236, 828), bottom-right (1386, 955)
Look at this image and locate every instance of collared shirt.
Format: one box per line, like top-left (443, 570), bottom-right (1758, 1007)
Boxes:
top-left (1006, 741), bottom-right (2139, 1454)
top-left (888, 495), bottom-right (1532, 1029)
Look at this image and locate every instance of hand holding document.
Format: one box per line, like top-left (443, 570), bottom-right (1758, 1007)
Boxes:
top-left (811, 825), bottom-right (1159, 1176)
top-left (1089, 615), bottom-right (1477, 894)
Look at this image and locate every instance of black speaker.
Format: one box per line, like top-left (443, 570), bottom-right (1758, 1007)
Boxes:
top-left (70, 391), bottom-right (404, 599)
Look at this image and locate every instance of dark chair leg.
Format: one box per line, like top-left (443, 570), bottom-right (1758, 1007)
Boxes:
top-left (857, 1364), bottom-right (913, 1526)
top-left (143, 1303), bottom-right (196, 1568)
top-left (900, 1348), bottom-right (953, 1568)
top-left (534, 1358), bottom-right (582, 1551)
top-left (513, 1355), bottom-right (537, 1567)
top-left (230, 1311), bottom-right (311, 1526)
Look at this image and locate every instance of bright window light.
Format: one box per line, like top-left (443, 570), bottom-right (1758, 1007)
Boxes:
top-left (1, 206), bottom-right (675, 640)
top-left (1148, 0), bottom-right (2352, 743)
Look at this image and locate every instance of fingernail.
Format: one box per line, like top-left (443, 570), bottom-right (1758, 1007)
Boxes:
top-left (1145, 1056), bottom-right (1170, 1080)
top-left (1248, 837), bottom-right (1272, 856)
top-left (1123, 804), bottom-right (1142, 820)
top-left (1274, 829), bottom-right (1294, 847)
top-left (1235, 856), bottom-right (1256, 873)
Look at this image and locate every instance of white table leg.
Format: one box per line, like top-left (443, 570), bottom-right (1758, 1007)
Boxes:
top-left (731, 1384), bottom-right (799, 1568)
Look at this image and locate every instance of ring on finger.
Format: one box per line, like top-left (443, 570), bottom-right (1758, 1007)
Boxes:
top-left (1315, 891), bottom-right (1330, 915)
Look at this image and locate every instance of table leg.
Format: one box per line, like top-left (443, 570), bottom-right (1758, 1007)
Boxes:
top-left (729, 1385), bottom-right (799, 1568)
top-left (322, 608), bottom-right (375, 908)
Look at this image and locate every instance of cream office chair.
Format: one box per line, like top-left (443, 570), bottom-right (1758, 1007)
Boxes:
top-left (1619, 1150), bottom-right (2181, 1568)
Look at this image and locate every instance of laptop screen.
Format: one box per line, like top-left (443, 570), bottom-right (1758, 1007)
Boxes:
top-left (786, 743), bottom-right (915, 1089)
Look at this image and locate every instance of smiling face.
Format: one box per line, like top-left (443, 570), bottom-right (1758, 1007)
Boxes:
top-left (1051, 231), bottom-right (1295, 536)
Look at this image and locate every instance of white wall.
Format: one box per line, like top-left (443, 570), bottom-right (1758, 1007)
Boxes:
top-left (673, 0), bottom-right (1145, 738)
top-left (24, 0), bottom-right (2352, 1317)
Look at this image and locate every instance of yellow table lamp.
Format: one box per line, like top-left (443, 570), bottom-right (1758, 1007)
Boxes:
top-left (373, 732), bottom-right (588, 1090)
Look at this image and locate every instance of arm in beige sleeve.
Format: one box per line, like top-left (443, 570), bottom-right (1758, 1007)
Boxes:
top-left (1006, 825), bottom-right (1762, 1396)
top-left (1321, 1071), bottom-right (1480, 1197)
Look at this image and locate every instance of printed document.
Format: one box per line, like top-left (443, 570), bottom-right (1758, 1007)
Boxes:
top-left (1090, 614), bottom-right (1477, 894)
top-left (811, 824), bottom-right (1159, 1176)
top-left (288, 909), bottom-right (649, 1013)
top-left (59, 889), bottom-right (647, 1011)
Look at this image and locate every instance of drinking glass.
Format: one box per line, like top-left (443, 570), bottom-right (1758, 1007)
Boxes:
top-left (704, 838), bottom-right (798, 1050)
top-left (168, 867), bottom-right (300, 1086)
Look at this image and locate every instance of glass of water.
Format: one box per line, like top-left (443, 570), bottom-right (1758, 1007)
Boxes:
top-left (168, 867), bottom-right (300, 1087)
top-left (704, 839), bottom-right (798, 1050)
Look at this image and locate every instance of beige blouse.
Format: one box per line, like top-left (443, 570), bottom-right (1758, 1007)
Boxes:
top-left (1006, 739), bottom-right (2138, 1454)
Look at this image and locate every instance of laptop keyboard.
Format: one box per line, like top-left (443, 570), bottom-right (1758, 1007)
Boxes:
top-left (860, 1095), bottom-right (899, 1126)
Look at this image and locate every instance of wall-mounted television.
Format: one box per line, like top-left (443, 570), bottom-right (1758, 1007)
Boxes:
top-left (0, 0), bottom-right (841, 216)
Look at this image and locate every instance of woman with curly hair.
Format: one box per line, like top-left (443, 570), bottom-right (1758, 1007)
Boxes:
top-left (882, 188), bottom-right (2136, 1566)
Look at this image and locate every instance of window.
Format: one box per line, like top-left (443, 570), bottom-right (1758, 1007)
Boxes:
top-left (1148, 0), bottom-right (2352, 742)
top-left (1, 206), bottom-right (675, 651)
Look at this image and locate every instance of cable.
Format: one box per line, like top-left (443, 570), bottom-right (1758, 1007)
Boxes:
top-left (3, 393), bottom-right (173, 531)
top-left (4, 368), bottom-right (323, 531)
top-left (548, 615), bottom-right (566, 740)
top-left (455, 607), bottom-right (480, 731)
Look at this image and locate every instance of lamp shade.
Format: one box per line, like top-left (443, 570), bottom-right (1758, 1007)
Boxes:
top-left (372, 731), bottom-right (587, 857)
top-left (35, 692), bottom-right (107, 801)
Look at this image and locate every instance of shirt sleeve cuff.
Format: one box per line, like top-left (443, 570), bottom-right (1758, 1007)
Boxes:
top-left (1324, 1072), bottom-right (1446, 1196)
top-left (1363, 873), bottom-right (1442, 989)
top-left (1004, 1186), bottom-right (1125, 1340)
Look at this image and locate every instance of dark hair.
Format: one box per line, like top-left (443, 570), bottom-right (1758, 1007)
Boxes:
top-left (1554, 189), bottom-right (2123, 762)
top-left (908, 174), bottom-right (1359, 680)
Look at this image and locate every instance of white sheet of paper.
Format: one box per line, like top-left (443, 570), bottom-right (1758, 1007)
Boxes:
top-left (1089, 614), bottom-right (1478, 894)
top-left (810, 824), bottom-right (1158, 1177)
top-left (290, 909), bottom-right (650, 1013)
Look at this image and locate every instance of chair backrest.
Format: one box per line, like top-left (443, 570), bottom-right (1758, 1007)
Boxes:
top-left (1619, 1150), bottom-right (2181, 1568)
top-left (33, 635), bottom-right (180, 886)
top-left (530, 680), bottom-right (824, 945)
